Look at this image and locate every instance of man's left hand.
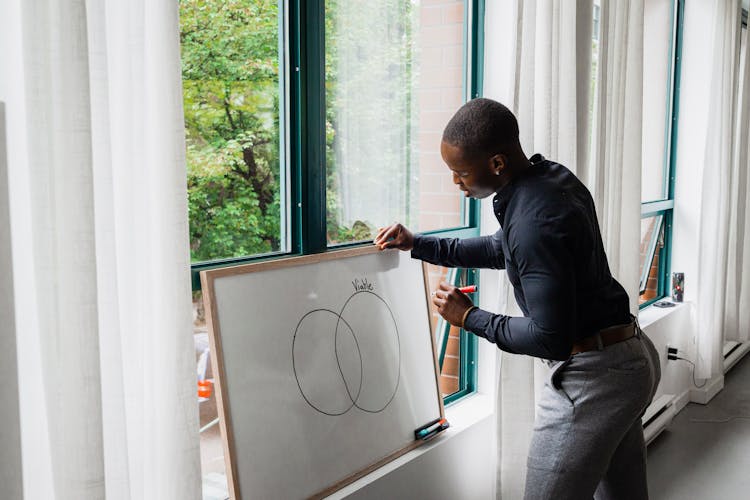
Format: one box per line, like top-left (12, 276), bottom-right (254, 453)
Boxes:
top-left (432, 282), bottom-right (475, 327)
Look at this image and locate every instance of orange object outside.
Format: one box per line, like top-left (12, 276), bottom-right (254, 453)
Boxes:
top-left (197, 379), bottom-right (213, 398)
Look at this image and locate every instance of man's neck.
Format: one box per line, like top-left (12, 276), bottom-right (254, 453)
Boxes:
top-left (495, 152), bottom-right (531, 192)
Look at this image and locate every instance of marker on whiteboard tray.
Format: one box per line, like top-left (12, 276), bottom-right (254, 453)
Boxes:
top-left (430, 285), bottom-right (478, 296)
top-left (414, 418), bottom-right (450, 441)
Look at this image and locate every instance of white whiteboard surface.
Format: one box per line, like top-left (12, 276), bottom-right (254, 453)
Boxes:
top-left (201, 247), bottom-right (443, 499)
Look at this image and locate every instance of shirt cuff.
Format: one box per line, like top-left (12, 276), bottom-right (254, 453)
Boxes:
top-left (463, 307), bottom-right (493, 337)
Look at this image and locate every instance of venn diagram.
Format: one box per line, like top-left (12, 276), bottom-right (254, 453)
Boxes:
top-left (292, 291), bottom-right (401, 416)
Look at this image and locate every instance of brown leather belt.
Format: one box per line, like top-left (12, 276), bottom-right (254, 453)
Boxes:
top-left (570, 321), bottom-right (636, 355)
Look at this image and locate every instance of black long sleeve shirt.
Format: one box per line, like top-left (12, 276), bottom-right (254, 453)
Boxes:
top-left (412, 154), bottom-right (631, 361)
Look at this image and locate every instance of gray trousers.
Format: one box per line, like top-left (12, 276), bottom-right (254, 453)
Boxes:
top-left (524, 323), bottom-right (661, 500)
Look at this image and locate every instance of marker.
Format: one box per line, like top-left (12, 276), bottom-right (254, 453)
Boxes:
top-left (415, 418), bottom-right (447, 438)
top-left (431, 285), bottom-right (478, 296)
top-left (415, 418), bottom-right (450, 440)
top-left (415, 417), bottom-right (441, 435)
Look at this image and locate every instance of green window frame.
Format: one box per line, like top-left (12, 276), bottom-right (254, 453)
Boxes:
top-left (639, 0), bottom-right (683, 309)
top-left (188, 0), bottom-right (485, 404)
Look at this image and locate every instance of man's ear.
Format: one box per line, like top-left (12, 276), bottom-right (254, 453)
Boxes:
top-left (489, 154), bottom-right (506, 176)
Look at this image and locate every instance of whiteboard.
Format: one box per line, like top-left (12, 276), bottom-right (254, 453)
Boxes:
top-left (201, 246), bottom-right (444, 499)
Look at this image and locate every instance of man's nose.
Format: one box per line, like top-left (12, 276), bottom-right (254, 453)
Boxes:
top-left (452, 172), bottom-right (461, 184)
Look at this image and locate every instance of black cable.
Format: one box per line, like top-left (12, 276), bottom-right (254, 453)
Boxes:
top-left (674, 355), bottom-right (708, 388)
top-left (672, 351), bottom-right (750, 423)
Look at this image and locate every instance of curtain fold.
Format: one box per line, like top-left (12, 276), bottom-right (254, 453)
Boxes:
top-left (514, 0), bottom-right (592, 174)
top-left (0, 101), bottom-right (24, 500)
top-left (696, 0), bottom-right (742, 378)
top-left (496, 1), bottom-right (593, 497)
top-left (589, 0), bottom-right (644, 314)
top-left (496, 0), bottom-right (649, 496)
top-left (724, 16), bottom-right (750, 345)
top-left (20, 1), bottom-right (107, 495)
top-left (1, 0), bottom-right (201, 498)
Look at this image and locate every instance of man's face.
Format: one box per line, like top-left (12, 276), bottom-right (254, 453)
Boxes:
top-left (440, 141), bottom-right (502, 199)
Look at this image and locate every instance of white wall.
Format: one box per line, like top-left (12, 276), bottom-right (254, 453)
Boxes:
top-left (639, 304), bottom-right (696, 412)
top-left (339, 403), bottom-right (495, 500)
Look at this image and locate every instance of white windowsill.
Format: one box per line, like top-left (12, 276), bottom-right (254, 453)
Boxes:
top-left (638, 299), bottom-right (689, 330)
top-left (327, 392), bottom-right (494, 499)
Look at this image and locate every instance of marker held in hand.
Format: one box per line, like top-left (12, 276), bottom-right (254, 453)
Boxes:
top-left (431, 285), bottom-right (478, 296)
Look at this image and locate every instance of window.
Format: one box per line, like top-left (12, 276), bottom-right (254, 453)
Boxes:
top-left (639, 214), bottom-right (665, 302)
top-left (426, 264), bottom-right (478, 401)
top-left (589, 0), bottom-right (682, 307)
top-left (638, 0), bottom-right (683, 307)
top-left (181, 0), bottom-right (484, 488)
top-left (324, 1), bottom-right (469, 245)
top-left (182, 0), bottom-right (288, 264)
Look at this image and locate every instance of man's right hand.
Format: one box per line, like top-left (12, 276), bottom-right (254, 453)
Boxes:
top-left (374, 223), bottom-right (415, 251)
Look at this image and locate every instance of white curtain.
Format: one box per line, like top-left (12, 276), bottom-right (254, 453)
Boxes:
top-left (0, 102), bottom-right (24, 500)
top-left (0, 0), bottom-right (201, 498)
top-left (513, 0), bottom-right (593, 174)
top-left (492, 1), bottom-right (593, 497)
top-left (695, 0), bottom-right (742, 378)
top-left (489, 0), bottom-right (651, 496)
top-left (724, 15), bottom-right (750, 345)
top-left (588, 0), bottom-right (645, 314)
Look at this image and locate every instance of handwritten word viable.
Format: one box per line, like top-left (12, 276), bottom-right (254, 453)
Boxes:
top-left (352, 278), bottom-right (374, 292)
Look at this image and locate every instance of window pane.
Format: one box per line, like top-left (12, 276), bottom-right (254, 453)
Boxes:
top-left (424, 264), bottom-right (469, 397)
top-left (641, 0), bottom-right (674, 202)
top-left (639, 215), bottom-right (665, 304)
top-left (325, 0), bottom-right (467, 245)
top-left (181, 0), bottom-right (286, 262)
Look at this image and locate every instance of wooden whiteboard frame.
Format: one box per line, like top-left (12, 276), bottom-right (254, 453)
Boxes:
top-left (200, 245), bottom-right (446, 499)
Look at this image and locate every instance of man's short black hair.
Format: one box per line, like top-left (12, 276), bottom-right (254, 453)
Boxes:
top-left (442, 98), bottom-right (519, 158)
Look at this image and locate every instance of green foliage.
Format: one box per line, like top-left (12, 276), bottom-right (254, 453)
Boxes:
top-left (181, 0), bottom-right (418, 256)
top-left (180, 0), bottom-right (281, 262)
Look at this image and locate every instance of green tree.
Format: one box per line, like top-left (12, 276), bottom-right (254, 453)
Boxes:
top-left (180, 0), bottom-right (281, 261)
top-left (181, 0), bottom-right (418, 256)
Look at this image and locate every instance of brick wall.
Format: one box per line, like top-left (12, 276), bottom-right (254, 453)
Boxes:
top-left (424, 263), bottom-right (462, 395)
top-left (639, 217), bottom-right (663, 304)
top-left (416, 0), bottom-right (465, 233)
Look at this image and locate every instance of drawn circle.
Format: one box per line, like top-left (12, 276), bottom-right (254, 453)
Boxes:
top-left (337, 291), bottom-right (400, 413)
top-left (292, 291), bottom-right (401, 416)
top-left (292, 309), bottom-right (363, 416)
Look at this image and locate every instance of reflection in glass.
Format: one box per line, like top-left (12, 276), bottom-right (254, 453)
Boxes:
top-left (425, 263), bottom-right (465, 397)
top-left (325, 0), bottom-right (467, 245)
top-left (639, 215), bottom-right (665, 304)
top-left (641, 0), bottom-right (674, 202)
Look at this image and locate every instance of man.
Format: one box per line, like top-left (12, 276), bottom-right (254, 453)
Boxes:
top-left (374, 98), bottom-right (660, 500)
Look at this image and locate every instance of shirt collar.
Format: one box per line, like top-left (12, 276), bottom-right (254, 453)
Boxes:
top-left (492, 153), bottom-right (546, 220)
